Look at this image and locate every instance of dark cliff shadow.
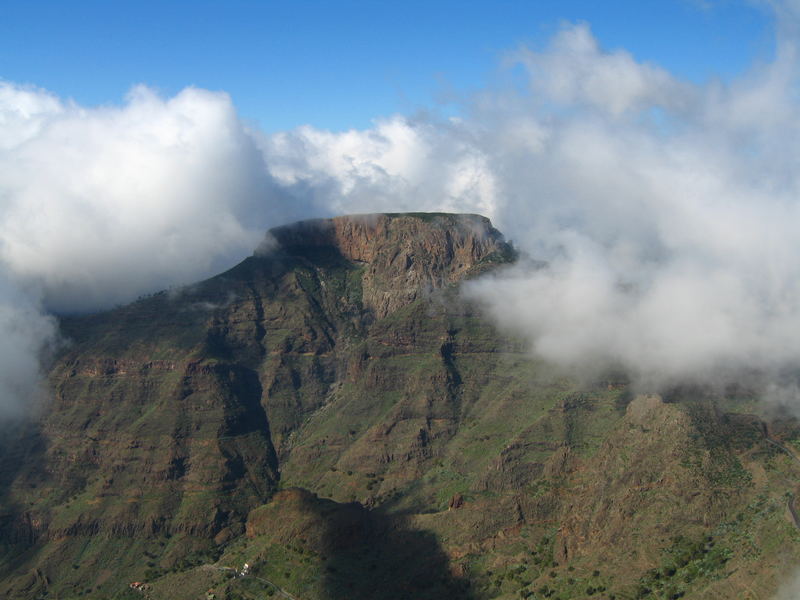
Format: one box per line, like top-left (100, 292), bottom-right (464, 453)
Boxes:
top-left (250, 488), bottom-right (474, 600)
top-left (216, 364), bottom-right (279, 500)
top-left (319, 501), bottom-right (474, 600)
top-left (0, 417), bottom-right (49, 577)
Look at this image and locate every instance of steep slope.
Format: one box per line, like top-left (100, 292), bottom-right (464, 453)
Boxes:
top-left (0, 212), bottom-right (798, 600)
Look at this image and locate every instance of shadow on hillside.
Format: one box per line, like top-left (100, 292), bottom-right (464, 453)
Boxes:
top-left (0, 418), bottom-right (48, 574)
top-left (254, 488), bottom-right (473, 599)
top-left (320, 504), bottom-right (474, 600)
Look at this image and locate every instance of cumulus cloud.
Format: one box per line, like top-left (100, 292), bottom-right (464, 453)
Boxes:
top-left (461, 21), bottom-right (800, 389)
top-left (259, 117), bottom-right (497, 219)
top-left (253, 18), bottom-right (800, 395)
top-left (0, 82), bottom-right (302, 313)
top-left (0, 82), bottom-right (302, 415)
top-left (511, 23), bottom-right (693, 116)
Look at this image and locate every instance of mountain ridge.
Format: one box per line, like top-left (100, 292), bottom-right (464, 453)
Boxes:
top-left (1, 212), bottom-right (799, 599)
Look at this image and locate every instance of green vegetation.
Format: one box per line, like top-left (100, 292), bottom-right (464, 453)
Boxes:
top-left (2, 214), bottom-right (800, 599)
top-left (634, 535), bottom-right (732, 599)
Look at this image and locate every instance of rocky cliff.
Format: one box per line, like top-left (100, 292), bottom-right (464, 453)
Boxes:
top-left (0, 213), bottom-right (798, 600)
top-left (268, 212), bottom-right (511, 318)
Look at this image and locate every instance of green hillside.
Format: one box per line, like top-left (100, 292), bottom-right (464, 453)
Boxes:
top-left (1, 213), bottom-right (798, 600)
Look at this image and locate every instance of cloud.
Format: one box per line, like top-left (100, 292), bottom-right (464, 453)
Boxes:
top-left (0, 276), bottom-right (56, 420)
top-left (0, 82), bottom-right (301, 416)
top-left (4, 6), bottom-right (800, 594)
top-left (460, 21), bottom-right (800, 389)
top-left (774, 568), bottom-right (800, 600)
top-left (258, 116), bottom-right (497, 219)
top-left (5, 8), bottom-right (800, 416)
top-left (511, 23), bottom-right (693, 117)
top-left (0, 82), bottom-right (300, 313)
top-left (253, 19), bottom-right (800, 393)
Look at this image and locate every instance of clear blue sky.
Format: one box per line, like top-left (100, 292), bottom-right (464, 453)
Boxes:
top-left (0, 0), bottom-right (775, 132)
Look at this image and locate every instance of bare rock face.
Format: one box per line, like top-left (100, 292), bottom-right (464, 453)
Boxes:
top-left (269, 213), bottom-right (512, 318)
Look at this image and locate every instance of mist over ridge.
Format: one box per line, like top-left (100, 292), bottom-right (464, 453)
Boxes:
top-left (4, 6), bottom-right (800, 415)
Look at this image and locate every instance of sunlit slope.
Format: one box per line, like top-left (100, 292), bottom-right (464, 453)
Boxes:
top-left (0, 213), bottom-right (798, 600)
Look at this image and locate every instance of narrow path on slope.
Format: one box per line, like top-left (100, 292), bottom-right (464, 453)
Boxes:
top-left (245, 574), bottom-right (300, 600)
top-left (208, 565), bottom-right (301, 600)
top-left (754, 419), bottom-right (800, 530)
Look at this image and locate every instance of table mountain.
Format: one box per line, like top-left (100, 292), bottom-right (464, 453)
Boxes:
top-left (1, 213), bottom-right (799, 600)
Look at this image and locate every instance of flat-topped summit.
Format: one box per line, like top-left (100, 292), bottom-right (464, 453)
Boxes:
top-left (267, 213), bottom-right (514, 318)
top-left (269, 213), bottom-right (501, 254)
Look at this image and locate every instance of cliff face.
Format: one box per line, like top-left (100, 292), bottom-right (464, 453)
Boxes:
top-left (269, 213), bottom-right (511, 318)
top-left (0, 213), bottom-right (798, 600)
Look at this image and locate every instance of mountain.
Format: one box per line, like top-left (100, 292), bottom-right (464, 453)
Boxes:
top-left (1, 212), bottom-right (799, 600)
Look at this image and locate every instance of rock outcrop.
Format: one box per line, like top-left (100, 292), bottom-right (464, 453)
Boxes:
top-left (269, 213), bottom-right (512, 318)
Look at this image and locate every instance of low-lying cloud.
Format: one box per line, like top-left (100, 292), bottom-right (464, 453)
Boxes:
top-left (0, 83), bottom-right (304, 415)
top-left (258, 16), bottom-right (800, 393)
top-left (0, 275), bottom-right (56, 420)
top-left (0, 83), bottom-right (294, 313)
top-left (5, 4), bottom-right (800, 416)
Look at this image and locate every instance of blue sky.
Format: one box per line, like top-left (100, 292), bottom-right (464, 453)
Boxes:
top-left (0, 0), bottom-right (776, 132)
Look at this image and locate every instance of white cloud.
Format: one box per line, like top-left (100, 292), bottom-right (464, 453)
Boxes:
top-left (252, 18), bottom-right (800, 392)
top-left (258, 116), bottom-right (497, 218)
top-left (0, 82), bottom-right (296, 416)
top-left (0, 276), bottom-right (56, 420)
top-left (0, 82), bottom-right (293, 313)
top-left (513, 23), bottom-right (693, 117)
top-left (4, 9), bottom-right (800, 415)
